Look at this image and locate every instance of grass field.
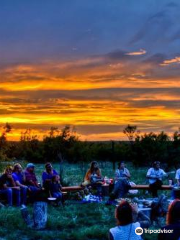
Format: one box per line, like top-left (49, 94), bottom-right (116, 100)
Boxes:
top-left (0, 161), bottom-right (173, 240)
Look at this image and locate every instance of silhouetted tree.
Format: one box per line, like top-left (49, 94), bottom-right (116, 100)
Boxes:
top-left (123, 125), bottom-right (138, 143)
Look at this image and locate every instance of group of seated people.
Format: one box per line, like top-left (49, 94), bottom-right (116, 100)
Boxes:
top-left (83, 160), bottom-right (179, 200)
top-left (0, 160), bottom-right (179, 207)
top-left (0, 162), bottom-right (62, 207)
top-left (1, 160), bottom-right (180, 239)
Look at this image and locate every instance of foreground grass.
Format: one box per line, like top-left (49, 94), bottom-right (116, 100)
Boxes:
top-left (0, 203), bottom-right (115, 240)
top-left (0, 161), bottom-right (173, 240)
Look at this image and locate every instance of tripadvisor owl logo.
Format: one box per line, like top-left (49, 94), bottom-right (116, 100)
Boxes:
top-left (135, 227), bottom-right (143, 235)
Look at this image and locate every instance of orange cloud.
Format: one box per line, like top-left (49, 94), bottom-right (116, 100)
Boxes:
top-left (0, 98), bottom-right (179, 141)
top-left (0, 52), bottom-right (180, 141)
top-left (161, 56), bottom-right (180, 66)
top-left (125, 49), bottom-right (147, 56)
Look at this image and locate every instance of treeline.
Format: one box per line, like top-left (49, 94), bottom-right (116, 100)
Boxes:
top-left (0, 124), bottom-right (180, 168)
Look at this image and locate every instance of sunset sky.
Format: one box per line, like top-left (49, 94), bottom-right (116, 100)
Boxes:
top-left (0, 0), bottom-right (180, 141)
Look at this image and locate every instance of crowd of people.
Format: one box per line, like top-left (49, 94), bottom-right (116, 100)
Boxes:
top-left (0, 162), bottom-right (62, 207)
top-left (1, 160), bottom-right (180, 239)
top-left (82, 161), bottom-right (180, 239)
top-left (82, 160), bottom-right (179, 200)
top-left (0, 160), bottom-right (180, 206)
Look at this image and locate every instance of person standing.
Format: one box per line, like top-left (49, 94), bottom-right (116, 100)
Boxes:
top-left (146, 161), bottom-right (167, 197)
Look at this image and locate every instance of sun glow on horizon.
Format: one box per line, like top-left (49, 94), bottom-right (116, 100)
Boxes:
top-left (1, 55), bottom-right (180, 142)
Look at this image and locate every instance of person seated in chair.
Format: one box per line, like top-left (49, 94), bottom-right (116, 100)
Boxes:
top-left (146, 161), bottom-right (167, 198)
top-left (110, 161), bottom-right (131, 199)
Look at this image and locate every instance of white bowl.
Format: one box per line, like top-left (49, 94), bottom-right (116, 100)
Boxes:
top-left (48, 197), bottom-right (57, 201)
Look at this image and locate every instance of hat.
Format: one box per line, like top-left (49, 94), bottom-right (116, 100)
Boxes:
top-left (26, 163), bottom-right (35, 168)
top-left (45, 162), bottom-right (52, 168)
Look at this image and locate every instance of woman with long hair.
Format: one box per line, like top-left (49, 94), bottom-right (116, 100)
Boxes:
top-left (110, 161), bottom-right (131, 199)
top-left (84, 161), bottom-right (101, 182)
top-left (83, 161), bottom-right (103, 195)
